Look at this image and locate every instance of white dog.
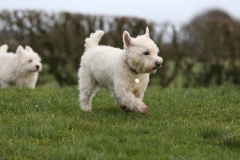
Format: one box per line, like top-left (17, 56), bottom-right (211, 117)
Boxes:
top-left (0, 44), bottom-right (42, 88)
top-left (78, 27), bottom-right (163, 114)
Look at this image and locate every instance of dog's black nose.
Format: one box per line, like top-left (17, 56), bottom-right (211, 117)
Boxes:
top-left (155, 61), bottom-right (161, 67)
top-left (36, 65), bottom-right (39, 69)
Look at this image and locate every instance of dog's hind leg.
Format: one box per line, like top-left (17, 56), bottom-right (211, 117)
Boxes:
top-left (78, 70), bottom-right (98, 112)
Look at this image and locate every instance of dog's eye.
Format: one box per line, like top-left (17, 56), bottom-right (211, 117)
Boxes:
top-left (28, 59), bottom-right (32, 63)
top-left (143, 52), bottom-right (150, 55)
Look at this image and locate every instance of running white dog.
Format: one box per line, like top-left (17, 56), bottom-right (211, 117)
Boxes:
top-left (78, 27), bottom-right (163, 114)
top-left (0, 44), bottom-right (42, 88)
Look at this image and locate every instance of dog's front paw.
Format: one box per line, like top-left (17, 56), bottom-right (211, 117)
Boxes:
top-left (81, 107), bottom-right (92, 112)
top-left (141, 107), bottom-right (149, 115)
top-left (138, 104), bottom-right (149, 115)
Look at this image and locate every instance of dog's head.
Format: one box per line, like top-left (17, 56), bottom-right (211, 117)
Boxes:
top-left (16, 46), bottom-right (42, 73)
top-left (123, 27), bottom-right (163, 74)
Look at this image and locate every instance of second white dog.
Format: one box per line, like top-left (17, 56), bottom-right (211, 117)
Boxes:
top-left (0, 44), bottom-right (42, 88)
top-left (78, 27), bottom-right (163, 114)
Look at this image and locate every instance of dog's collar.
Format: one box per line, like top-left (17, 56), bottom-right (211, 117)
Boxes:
top-left (126, 60), bottom-right (137, 74)
top-left (126, 61), bottom-right (140, 83)
top-left (130, 67), bottom-right (138, 75)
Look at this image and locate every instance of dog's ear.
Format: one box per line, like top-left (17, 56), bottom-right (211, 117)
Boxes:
top-left (0, 44), bottom-right (8, 53)
top-left (123, 31), bottom-right (132, 48)
top-left (16, 45), bottom-right (24, 55)
top-left (25, 46), bottom-right (33, 52)
top-left (145, 27), bottom-right (149, 38)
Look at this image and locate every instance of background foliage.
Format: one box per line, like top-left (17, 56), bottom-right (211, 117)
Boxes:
top-left (0, 9), bottom-right (239, 87)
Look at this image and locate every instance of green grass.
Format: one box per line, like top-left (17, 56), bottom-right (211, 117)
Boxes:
top-left (0, 83), bottom-right (240, 159)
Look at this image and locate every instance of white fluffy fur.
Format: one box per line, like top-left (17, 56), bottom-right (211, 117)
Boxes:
top-left (0, 44), bottom-right (42, 89)
top-left (78, 27), bottom-right (163, 114)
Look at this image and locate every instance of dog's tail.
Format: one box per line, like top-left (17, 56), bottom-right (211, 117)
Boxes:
top-left (0, 44), bottom-right (8, 53)
top-left (85, 30), bottom-right (104, 49)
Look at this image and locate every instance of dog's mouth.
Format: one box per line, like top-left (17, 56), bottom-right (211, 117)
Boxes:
top-left (152, 64), bottom-right (162, 70)
top-left (150, 63), bottom-right (162, 74)
top-left (150, 69), bottom-right (157, 74)
top-left (152, 67), bottom-right (157, 70)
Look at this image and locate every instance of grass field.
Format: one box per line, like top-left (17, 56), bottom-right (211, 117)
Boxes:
top-left (0, 83), bottom-right (240, 159)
